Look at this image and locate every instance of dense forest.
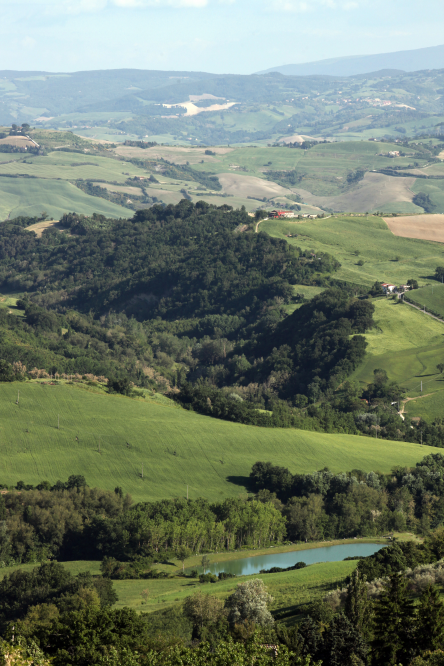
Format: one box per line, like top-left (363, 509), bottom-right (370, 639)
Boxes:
top-left (250, 453), bottom-right (444, 540)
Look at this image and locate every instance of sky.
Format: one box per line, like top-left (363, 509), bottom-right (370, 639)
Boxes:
top-left (1, 0), bottom-right (444, 74)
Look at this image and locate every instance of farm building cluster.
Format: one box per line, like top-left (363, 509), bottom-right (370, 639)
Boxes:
top-left (381, 282), bottom-right (412, 294)
top-left (269, 210), bottom-right (318, 219)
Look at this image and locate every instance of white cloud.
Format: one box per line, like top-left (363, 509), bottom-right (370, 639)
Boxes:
top-left (271, 0), bottom-right (363, 11)
top-left (5, 0), bottom-right (208, 12)
top-left (114, 0), bottom-right (208, 5)
top-left (21, 36), bottom-right (37, 48)
top-left (272, 0), bottom-right (310, 11)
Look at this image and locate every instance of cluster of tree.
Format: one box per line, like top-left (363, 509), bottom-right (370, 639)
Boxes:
top-left (128, 159), bottom-right (223, 190)
top-left (0, 481), bottom-right (132, 564)
top-left (0, 561), bottom-right (117, 632)
top-left (346, 168), bottom-right (366, 184)
top-left (413, 192), bottom-right (436, 213)
top-left (0, 202), bottom-right (350, 403)
top-left (6, 558), bottom-right (444, 665)
top-left (123, 140), bottom-right (157, 148)
top-left (0, 485), bottom-right (285, 565)
top-left (249, 453), bottom-right (444, 540)
top-left (0, 144), bottom-right (40, 154)
top-left (355, 528), bottom-right (444, 582)
top-left (74, 180), bottom-right (141, 209)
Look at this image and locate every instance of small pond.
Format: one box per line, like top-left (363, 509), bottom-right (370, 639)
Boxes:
top-left (206, 543), bottom-right (384, 577)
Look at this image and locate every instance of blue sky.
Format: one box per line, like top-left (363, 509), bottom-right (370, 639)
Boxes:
top-left (1, 0), bottom-right (444, 74)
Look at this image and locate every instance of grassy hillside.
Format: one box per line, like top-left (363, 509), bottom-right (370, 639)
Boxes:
top-left (112, 560), bottom-right (358, 621)
top-left (406, 283), bottom-right (444, 319)
top-left (0, 151), bottom-right (149, 183)
top-left (262, 214), bottom-right (444, 287)
top-left (351, 299), bottom-right (444, 393)
top-left (0, 381), bottom-right (434, 501)
top-left (0, 551), bottom-right (357, 623)
top-left (0, 178), bottom-right (129, 220)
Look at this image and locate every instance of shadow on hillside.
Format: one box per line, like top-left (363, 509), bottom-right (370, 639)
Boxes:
top-left (226, 475), bottom-right (252, 491)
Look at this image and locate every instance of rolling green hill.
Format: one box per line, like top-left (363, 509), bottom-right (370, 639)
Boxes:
top-left (0, 178), bottom-right (129, 220)
top-left (0, 381), bottom-right (434, 502)
top-left (262, 214), bottom-right (444, 286)
top-left (351, 298), bottom-right (444, 392)
top-left (405, 283), bottom-right (444, 319)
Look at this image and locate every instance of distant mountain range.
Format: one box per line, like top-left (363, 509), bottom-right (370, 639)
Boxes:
top-left (257, 44), bottom-right (444, 77)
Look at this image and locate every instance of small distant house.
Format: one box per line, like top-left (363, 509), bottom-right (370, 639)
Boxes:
top-left (399, 284), bottom-right (411, 292)
top-left (381, 283), bottom-right (396, 293)
top-left (269, 210), bottom-right (295, 219)
top-left (388, 151), bottom-right (400, 157)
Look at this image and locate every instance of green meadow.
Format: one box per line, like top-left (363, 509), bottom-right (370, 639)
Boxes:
top-left (406, 283), bottom-right (444, 319)
top-left (0, 178), bottom-right (128, 220)
top-left (191, 141), bottom-right (412, 184)
top-left (112, 560), bottom-right (357, 622)
top-left (0, 551), bottom-right (357, 623)
top-left (0, 382), bottom-right (434, 501)
top-left (0, 151), bottom-right (149, 183)
top-left (262, 214), bottom-right (444, 287)
top-left (350, 298), bottom-right (444, 420)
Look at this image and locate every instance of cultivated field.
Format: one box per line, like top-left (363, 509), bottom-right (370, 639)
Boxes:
top-left (217, 173), bottom-right (293, 199)
top-left (0, 178), bottom-right (128, 220)
top-left (91, 182), bottom-right (144, 196)
top-left (0, 382), bottom-right (433, 501)
top-left (296, 172), bottom-right (419, 213)
top-left (113, 145), bottom-right (234, 164)
top-left (0, 151), bottom-right (149, 183)
top-left (263, 214), bottom-right (444, 287)
top-left (384, 214), bottom-right (444, 243)
top-left (0, 136), bottom-right (36, 148)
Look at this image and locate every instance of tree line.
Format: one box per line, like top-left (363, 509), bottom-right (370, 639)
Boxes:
top-left (249, 453), bottom-right (444, 540)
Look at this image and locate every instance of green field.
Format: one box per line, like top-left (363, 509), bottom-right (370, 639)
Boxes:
top-left (0, 151), bottom-right (149, 183)
top-left (403, 392), bottom-right (444, 421)
top-left (0, 178), bottom-right (129, 220)
top-left (112, 560), bottom-right (357, 621)
top-left (352, 299), bottom-right (444, 395)
top-left (0, 553), bottom-right (357, 623)
top-left (0, 382), bottom-right (434, 501)
top-left (262, 214), bottom-right (444, 287)
top-left (406, 284), bottom-right (444, 319)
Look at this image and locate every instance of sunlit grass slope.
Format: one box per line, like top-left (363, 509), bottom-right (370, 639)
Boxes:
top-left (262, 215), bottom-right (444, 287)
top-left (112, 560), bottom-right (357, 620)
top-left (0, 179), bottom-right (128, 220)
top-left (351, 299), bottom-right (444, 396)
top-left (406, 284), bottom-right (444, 319)
top-left (0, 382), bottom-right (434, 502)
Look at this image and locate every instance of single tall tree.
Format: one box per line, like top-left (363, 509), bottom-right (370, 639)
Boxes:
top-left (345, 569), bottom-right (373, 640)
top-left (176, 545), bottom-right (191, 572)
top-left (372, 572), bottom-right (416, 666)
top-left (416, 583), bottom-right (444, 654)
top-left (320, 612), bottom-right (369, 666)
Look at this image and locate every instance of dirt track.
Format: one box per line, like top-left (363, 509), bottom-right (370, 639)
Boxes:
top-left (384, 214), bottom-right (444, 243)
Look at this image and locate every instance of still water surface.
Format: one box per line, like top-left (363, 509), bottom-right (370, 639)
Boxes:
top-left (207, 543), bottom-right (384, 577)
